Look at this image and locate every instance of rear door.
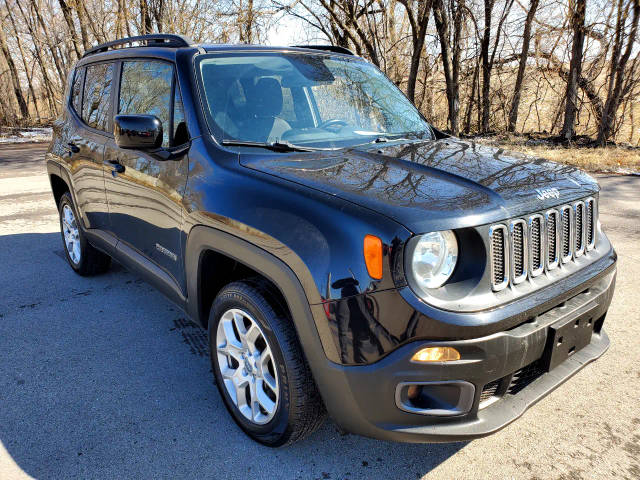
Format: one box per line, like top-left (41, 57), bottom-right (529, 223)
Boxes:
top-left (103, 59), bottom-right (189, 288)
top-left (65, 62), bottom-right (114, 229)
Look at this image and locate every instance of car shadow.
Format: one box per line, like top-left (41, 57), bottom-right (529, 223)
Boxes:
top-left (0, 232), bottom-right (467, 479)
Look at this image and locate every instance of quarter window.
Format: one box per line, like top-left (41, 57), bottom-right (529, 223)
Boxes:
top-left (82, 63), bottom-right (114, 131)
top-left (172, 85), bottom-right (189, 146)
top-left (119, 61), bottom-right (173, 147)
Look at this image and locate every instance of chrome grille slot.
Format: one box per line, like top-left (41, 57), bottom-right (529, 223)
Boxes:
top-left (574, 201), bottom-right (585, 257)
top-left (510, 220), bottom-right (527, 284)
top-left (528, 214), bottom-right (544, 277)
top-left (560, 205), bottom-right (572, 263)
top-left (489, 225), bottom-right (509, 291)
top-left (545, 209), bottom-right (560, 270)
top-left (585, 197), bottom-right (595, 250)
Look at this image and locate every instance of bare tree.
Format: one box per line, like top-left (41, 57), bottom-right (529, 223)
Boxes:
top-left (0, 13), bottom-right (29, 119)
top-left (560, 0), bottom-right (587, 141)
top-left (507, 0), bottom-right (539, 132)
top-left (597, 0), bottom-right (640, 144)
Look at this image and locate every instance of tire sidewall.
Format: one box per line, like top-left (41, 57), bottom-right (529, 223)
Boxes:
top-left (209, 287), bottom-right (293, 445)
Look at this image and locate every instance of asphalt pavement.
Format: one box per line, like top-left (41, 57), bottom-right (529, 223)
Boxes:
top-left (0, 143), bottom-right (639, 480)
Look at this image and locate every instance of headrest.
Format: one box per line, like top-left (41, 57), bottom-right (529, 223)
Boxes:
top-left (248, 77), bottom-right (283, 117)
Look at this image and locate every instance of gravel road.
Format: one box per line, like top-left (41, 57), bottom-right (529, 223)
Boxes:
top-left (1, 143), bottom-right (638, 480)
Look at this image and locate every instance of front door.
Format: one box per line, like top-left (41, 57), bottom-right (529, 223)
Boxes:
top-left (103, 59), bottom-right (189, 289)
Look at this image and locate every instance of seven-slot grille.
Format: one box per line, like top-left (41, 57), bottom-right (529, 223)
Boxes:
top-left (489, 197), bottom-right (597, 291)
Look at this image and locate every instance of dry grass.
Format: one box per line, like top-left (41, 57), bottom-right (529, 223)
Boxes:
top-left (503, 145), bottom-right (640, 173)
top-left (474, 134), bottom-right (640, 174)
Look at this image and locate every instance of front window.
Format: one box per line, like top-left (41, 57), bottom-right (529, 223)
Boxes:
top-left (197, 53), bottom-right (433, 149)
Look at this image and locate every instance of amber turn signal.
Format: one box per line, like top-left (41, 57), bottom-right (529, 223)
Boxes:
top-left (363, 235), bottom-right (383, 280)
top-left (411, 346), bottom-right (460, 362)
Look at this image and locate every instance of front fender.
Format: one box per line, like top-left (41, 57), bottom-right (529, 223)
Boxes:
top-left (184, 225), bottom-right (339, 362)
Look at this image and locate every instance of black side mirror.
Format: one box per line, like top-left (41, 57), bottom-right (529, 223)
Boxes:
top-left (114, 114), bottom-right (163, 150)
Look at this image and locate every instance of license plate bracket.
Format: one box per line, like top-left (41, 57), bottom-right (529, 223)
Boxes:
top-left (542, 312), bottom-right (595, 372)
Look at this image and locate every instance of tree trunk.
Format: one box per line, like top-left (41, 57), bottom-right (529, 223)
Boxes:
top-left (560, 0), bottom-right (587, 141)
top-left (57, 0), bottom-right (82, 58)
top-left (402, 0), bottom-right (433, 103)
top-left (597, 0), bottom-right (639, 145)
top-left (6, 6), bottom-right (41, 119)
top-left (140, 0), bottom-right (153, 34)
top-left (432, 0), bottom-right (462, 134)
top-left (507, 0), bottom-right (539, 132)
top-left (14, 0), bottom-right (59, 116)
top-left (464, 60), bottom-right (479, 134)
top-left (480, 0), bottom-right (494, 132)
top-left (73, 0), bottom-right (91, 50)
top-left (0, 19), bottom-right (29, 119)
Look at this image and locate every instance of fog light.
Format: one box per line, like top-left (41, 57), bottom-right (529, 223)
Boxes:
top-left (411, 346), bottom-right (460, 362)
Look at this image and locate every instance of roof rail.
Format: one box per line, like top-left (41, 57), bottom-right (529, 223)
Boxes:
top-left (291, 45), bottom-right (355, 56)
top-left (83, 34), bottom-right (194, 58)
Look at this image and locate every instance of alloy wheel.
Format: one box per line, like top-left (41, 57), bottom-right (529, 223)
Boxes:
top-left (216, 308), bottom-right (280, 425)
top-left (62, 204), bottom-right (81, 264)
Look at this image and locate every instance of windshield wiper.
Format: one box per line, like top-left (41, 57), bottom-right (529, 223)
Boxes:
top-left (221, 140), bottom-right (320, 152)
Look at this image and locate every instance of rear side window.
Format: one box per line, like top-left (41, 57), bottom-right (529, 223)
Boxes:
top-left (70, 68), bottom-right (84, 114)
top-left (119, 61), bottom-right (173, 147)
top-left (82, 63), bottom-right (114, 131)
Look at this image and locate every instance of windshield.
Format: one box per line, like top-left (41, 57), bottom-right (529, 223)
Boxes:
top-left (197, 52), bottom-right (433, 149)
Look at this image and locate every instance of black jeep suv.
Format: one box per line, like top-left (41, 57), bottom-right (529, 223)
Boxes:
top-left (47, 34), bottom-right (616, 446)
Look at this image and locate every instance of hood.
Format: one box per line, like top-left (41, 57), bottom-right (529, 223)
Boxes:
top-left (240, 138), bottom-right (599, 233)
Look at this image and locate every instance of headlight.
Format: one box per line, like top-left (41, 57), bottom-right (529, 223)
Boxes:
top-left (406, 231), bottom-right (458, 291)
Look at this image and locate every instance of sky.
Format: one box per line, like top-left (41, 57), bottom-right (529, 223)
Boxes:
top-left (264, 14), bottom-right (329, 46)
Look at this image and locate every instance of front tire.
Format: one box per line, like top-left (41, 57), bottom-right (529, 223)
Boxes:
top-left (209, 279), bottom-right (326, 446)
top-left (58, 192), bottom-right (111, 276)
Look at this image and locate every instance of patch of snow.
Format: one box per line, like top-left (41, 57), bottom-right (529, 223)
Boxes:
top-left (0, 127), bottom-right (52, 144)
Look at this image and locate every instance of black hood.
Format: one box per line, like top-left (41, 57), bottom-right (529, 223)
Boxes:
top-left (241, 138), bottom-right (599, 233)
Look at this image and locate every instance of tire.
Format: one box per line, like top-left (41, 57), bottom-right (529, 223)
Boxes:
top-left (58, 192), bottom-right (111, 276)
top-left (208, 279), bottom-right (326, 447)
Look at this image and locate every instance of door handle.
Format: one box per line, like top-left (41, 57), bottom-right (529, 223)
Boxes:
top-left (66, 142), bottom-right (80, 156)
top-left (103, 159), bottom-right (125, 174)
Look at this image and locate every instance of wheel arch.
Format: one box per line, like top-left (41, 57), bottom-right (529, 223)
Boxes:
top-left (185, 225), bottom-right (339, 364)
top-left (47, 160), bottom-right (78, 212)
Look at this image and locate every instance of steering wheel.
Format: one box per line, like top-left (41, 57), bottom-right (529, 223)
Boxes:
top-left (317, 119), bottom-right (349, 131)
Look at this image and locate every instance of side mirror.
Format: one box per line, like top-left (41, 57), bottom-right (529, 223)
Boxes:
top-left (114, 114), bottom-right (163, 150)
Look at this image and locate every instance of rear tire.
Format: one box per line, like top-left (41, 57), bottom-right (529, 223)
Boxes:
top-left (208, 279), bottom-right (326, 446)
top-left (58, 192), bottom-right (111, 276)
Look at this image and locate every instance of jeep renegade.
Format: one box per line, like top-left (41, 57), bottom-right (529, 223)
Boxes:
top-left (46, 34), bottom-right (616, 446)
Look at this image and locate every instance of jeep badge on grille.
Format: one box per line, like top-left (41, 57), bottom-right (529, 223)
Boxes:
top-left (535, 187), bottom-right (560, 200)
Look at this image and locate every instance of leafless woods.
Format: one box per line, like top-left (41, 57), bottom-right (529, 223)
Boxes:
top-left (1, 0), bottom-right (639, 145)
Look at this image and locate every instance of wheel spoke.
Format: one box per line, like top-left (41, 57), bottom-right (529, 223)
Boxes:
top-left (263, 372), bottom-right (277, 393)
top-left (256, 382), bottom-right (276, 414)
top-left (232, 311), bottom-right (247, 339)
top-left (249, 381), bottom-right (261, 422)
top-left (244, 324), bottom-right (261, 352)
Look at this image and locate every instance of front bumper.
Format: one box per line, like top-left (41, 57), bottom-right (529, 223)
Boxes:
top-left (317, 265), bottom-right (615, 442)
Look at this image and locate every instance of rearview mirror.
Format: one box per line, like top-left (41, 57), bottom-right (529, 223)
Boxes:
top-left (114, 114), bottom-right (163, 150)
